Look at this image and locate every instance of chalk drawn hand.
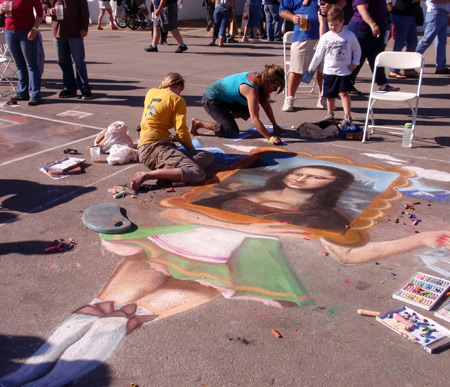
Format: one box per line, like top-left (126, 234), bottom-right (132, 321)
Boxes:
top-left (421, 231), bottom-right (450, 249)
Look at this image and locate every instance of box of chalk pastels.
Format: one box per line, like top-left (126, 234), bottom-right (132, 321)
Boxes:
top-left (392, 272), bottom-right (450, 310)
top-left (435, 298), bottom-right (450, 323)
top-left (377, 305), bottom-right (450, 354)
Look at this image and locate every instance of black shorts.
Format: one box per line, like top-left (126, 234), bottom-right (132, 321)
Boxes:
top-left (322, 74), bottom-right (353, 99)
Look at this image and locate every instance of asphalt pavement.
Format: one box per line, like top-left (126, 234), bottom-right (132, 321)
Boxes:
top-left (1, 23), bottom-right (450, 387)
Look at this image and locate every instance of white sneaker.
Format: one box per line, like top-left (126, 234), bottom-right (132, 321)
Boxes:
top-left (340, 115), bottom-right (353, 126)
top-left (282, 96), bottom-right (294, 112)
top-left (316, 97), bottom-right (326, 109)
top-left (241, 37), bottom-right (249, 42)
top-left (324, 111), bottom-right (335, 121)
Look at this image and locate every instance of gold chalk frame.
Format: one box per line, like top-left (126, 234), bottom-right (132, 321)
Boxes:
top-left (160, 148), bottom-right (414, 246)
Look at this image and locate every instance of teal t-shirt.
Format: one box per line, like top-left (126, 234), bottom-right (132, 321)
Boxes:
top-left (204, 71), bottom-right (258, 105)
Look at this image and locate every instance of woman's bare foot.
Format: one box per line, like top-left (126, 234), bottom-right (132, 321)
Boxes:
top-left (190, 118), bottom-right (200, 135)
top-left (130, 171), bottom-right (150, 192)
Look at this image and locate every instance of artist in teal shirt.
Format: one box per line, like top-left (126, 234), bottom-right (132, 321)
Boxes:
top-left (190, 64), bottom-right (285, 145)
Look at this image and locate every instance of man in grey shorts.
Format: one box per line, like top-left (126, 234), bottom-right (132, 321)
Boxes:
top-left (144, 0), bottom-right (188, 53)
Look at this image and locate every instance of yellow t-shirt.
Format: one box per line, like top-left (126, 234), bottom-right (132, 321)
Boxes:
top-left (138, 88), bottom-right (193, 150)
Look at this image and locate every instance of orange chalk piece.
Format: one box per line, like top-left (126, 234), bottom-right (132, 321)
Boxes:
top-left (393, 313), bottom-right (414, 330)
top-left (357, 309), bottom-right (380, 317)
top-left (321, 250), bottom-right (329, 256)
top-left (271, 328), bottom-right (282, 338)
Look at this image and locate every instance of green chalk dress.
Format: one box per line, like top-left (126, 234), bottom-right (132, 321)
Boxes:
top-left (102, 224), bottom-right (310, 308)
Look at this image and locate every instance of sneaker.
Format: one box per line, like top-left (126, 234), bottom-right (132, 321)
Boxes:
top-left (241, 37), bottom-right (249, 42)
top-left (226, 36), bottom-right (238, 43)
top-left (175, 45), bottom-right (188, 53)
top-left (435, 68), bottom-right (450, 74)
top-left (379, 84), bottom-right (400, 92)
top-left (59, 90), bottom-right (77, 98)
top-left (324, 111), bottom-right (335, 121)
top-left (81, 91), bottom-right (92, 100)
top-left (340, 115), bottom-right (353, 126)
top-left (144, 45), bottom-right (158, 52)
top-left (253, 38), bottom-right (261, 43)
top-left (160, 39), bottom-right (168, 45)
top-left (316, 97), bottom-right (326, 109)
top-left (6, 95), bottom-right (29, 105)
top-left (28, 99), bottom-right (42, 106)
top-left (282, 96), bottom-right (294, 112)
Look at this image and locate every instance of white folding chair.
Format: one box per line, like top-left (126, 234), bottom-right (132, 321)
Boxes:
top-left (362, 51), bottom-right (424, 145)
top-left (282, 31), bottom-right (317, 99)
top-left (0, 30), bottom-right (17, 97)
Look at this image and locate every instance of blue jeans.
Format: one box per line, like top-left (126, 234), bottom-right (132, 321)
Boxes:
top-left (213, 7), bottom-right (232, 39)
top-left (264, 4), bottom-right (281, 41)
top-left (54, 37), bottom-right (91, 93)
top-left (416, 8), bottom-right (448, 70)
top-left (348, 21), bottom-right (388, 86)
top-left (5, 29), bottom-right (42, 100)
top-left (390, 13), bottom-right (418, 73)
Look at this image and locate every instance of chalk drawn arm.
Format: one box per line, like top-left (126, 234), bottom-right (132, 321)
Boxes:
top-left (321, 231), bottom-right (450, 265)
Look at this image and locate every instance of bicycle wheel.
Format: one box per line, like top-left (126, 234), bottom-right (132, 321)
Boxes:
top-left (115, 16), bottom-right (127, 29)
top-left (126, 14), bottom-right (139, 30)
top-left (140, 15), bottom-right (147, 30)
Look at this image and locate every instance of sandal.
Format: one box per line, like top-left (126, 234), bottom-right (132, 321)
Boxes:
top-left (389, 71), bottom-right (407, 79)
top-left (63, 148), bottom-right (80, 155)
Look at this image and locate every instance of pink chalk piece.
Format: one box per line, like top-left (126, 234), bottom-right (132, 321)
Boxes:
top-left (393, 312), bottom-right (414, 330)
top-left (49, 262), bottom-right (59, 270)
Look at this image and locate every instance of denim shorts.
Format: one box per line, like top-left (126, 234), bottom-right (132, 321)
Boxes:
top-left (99, 0), bottom-right (111, 9)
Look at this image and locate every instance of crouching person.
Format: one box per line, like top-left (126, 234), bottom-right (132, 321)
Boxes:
top-left (130, 73), bottom-right (214, 192)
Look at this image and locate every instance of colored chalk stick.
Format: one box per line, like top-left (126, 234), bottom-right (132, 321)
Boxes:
top-left (393, 313), bottom-right (414, 330)
top-left (357, 309), bottom-right (380, 317)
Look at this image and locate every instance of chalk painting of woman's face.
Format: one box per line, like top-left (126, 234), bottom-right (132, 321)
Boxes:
top-left (282, 167), bottom-right (337, 190)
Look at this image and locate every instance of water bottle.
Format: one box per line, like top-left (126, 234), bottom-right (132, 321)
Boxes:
top-left (402, 123), bottom-right (413, 147)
